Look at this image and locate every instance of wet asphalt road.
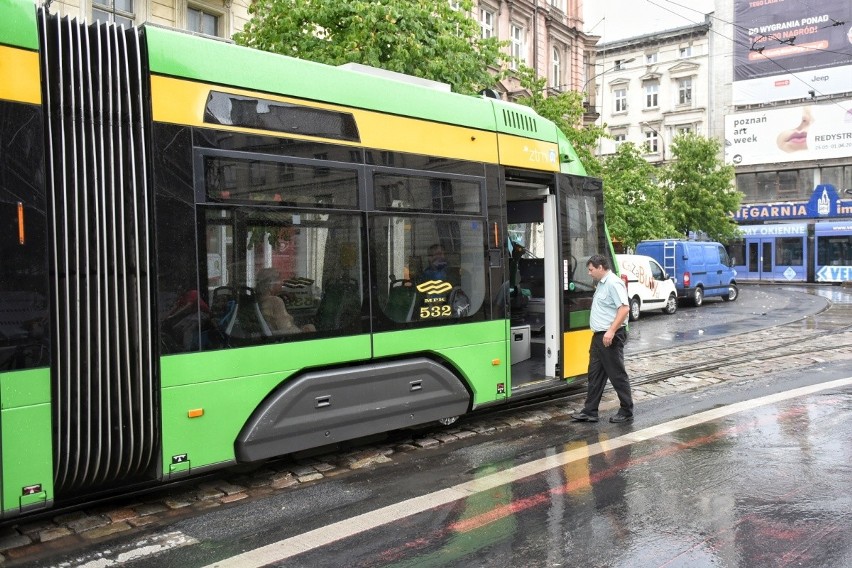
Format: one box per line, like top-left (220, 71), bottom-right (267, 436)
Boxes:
top-left (6, 284), bottom-right (852, 567)
top-left (623, 283), bottom-right (830, 353)
top-left (82, 354), bottom-right (852, 568)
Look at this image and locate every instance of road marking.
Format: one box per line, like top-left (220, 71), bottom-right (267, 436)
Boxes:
top-left (204, 376), bottom-right (852, 568)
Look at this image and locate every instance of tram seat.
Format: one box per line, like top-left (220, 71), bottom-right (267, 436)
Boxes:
top-left (314, 277), bottom-right (361, 331)
top-left (386, 280), bottom-right (417, 322)
top-left (214, 286), bottom-right (272, 341)
top-left (517, 258), bottom-right (545, 298)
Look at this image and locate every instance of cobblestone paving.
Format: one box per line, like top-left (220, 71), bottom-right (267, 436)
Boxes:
top-left (2, 320), bottom-right (851, 565)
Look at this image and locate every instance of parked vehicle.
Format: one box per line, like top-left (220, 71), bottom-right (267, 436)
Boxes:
top-left (616, 254), bottom-right (678, 321)
top-left (634, 240), bottom-right (738, 307)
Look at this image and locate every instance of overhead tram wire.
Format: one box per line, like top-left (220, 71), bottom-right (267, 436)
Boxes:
top-left (656, 0), bottom-right (850, 57)
top-left (646, 0), bottom-right (852, 112)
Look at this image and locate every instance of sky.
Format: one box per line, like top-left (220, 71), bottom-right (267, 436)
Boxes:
top-left (584, 0), bottom-right (716, 43)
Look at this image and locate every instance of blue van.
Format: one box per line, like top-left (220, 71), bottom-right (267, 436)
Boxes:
top-left (634, 240), bottom-right (738, 306)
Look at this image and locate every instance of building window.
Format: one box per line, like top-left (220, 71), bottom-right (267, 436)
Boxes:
top-left (645, 130), bottom-right (659, 153)
top-left (480, 8), bottom-right (495, 38)
top-left (646, 52), bottom-right (658, 65)
top-left (614, 58), bottom-right (629, 70)
top-left (449, 1), bottom-right (461, 10)
top-left (613, 133), bottom-right (626, 149)
top-left (510, 24), bottom-right (526, 69)
top-left (92, 0), bottom-right (134, 27)
top-left (614, 88), bottom-right (627, 112)
top-left (644, 82), bottom-right (659, 108)
top-left (551, 48), bottom-right (561, 89)
top-left (548, 0), bottom-right (565, 10)
top-left (679, 45), bottom-right (693, 58)
top-left (188, 6), bottom-right (220, 36)
top-left (676, 125), bottom-right (693, 136)
top-left (677, 78), bottom-right (693, 105)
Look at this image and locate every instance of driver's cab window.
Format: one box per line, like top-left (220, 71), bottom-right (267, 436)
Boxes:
top-left (650, 260), bottom-right (665, 280)
top-left (559, 174), bottom-right (610, 328)
top-left (563, 193), bottom-right (603, 293)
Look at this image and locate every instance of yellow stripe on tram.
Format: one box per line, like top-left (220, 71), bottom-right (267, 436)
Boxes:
top-left (150, 75), bottom-right (505, 164)
top-left (0, 46), bottom-right (41, 105)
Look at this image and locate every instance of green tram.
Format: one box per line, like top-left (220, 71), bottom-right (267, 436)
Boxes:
top-left (0, 0), bottom-right (610, 519)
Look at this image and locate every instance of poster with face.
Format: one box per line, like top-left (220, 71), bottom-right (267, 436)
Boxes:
top-left (725, 103), bottom-right (852, 166)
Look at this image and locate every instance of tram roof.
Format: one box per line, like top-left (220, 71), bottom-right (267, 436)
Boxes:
top-left (143, 25), bottom-right (559, 145)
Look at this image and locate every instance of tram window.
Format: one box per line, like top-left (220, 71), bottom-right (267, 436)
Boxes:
top-left (369, 215), bottom-right (485, 326)
top-left (161, 207), bottom-right (364, 352)
top-left (194, 129), bottom-right (364, 164)
top-left (818, 236), bottom-right (852, 266)
top-left (0, 202), bottom-right (49, 370)
top-left (203, 156), bottom-right (358, 208)
top-left (203, 91), bottom-right (360, 142)
top-left (373, 173), bottom-right (481, 214)
top-left (775, 237), bottom-right (803, 266)
top-left (0, 105), bottom-right (50, 370)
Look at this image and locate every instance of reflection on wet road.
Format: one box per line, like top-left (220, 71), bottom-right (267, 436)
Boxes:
top-left (205, 377), bottom-right (852, 568)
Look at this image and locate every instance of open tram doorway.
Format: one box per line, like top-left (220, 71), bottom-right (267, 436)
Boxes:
top-left (506, 182), bottom-right (560, 391)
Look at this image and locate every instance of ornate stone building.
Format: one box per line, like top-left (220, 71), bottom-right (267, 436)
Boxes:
top-left (472, 0), bottom-right (597, 100)
top-left (44, 1), bottom-right (595, 103)
top-left (45, 0), bottom-right (250, 38)
top-left (592, 19), bottom-right (712, 165)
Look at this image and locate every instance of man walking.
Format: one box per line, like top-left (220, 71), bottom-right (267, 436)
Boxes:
top-left (572, 254), bottom-right (633, 424)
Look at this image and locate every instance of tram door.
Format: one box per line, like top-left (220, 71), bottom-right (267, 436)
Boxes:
top-left (747, 239), bottom-right (773, 280)
top-left (507, 184), bottom-right (559, 387)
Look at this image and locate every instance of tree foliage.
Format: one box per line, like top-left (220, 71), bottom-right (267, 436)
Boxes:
top-left (234, 0), bottom-right (505, 95)
top-left (662, 133), bottom-right (740, 242)
top-left (513, 66), bottom-right (606, 177)
top-left (601, 143), bottom-right (678, 249)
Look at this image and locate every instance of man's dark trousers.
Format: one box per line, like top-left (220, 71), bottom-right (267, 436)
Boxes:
top-left (581, 328), bottom-right (633, 418)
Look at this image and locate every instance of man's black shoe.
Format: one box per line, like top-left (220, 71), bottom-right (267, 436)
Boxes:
top-left (609, 414), bottom-right (634, 424)
top-left (571, 412), bottom-right (599, 422)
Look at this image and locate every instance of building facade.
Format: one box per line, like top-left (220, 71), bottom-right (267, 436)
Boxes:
top-left (592, 19), bottom-right (712, 165)
top-left (46, 0), bottom-right (249, 39)
top-left (473, 0), bottom-right (596, 100)
top-left (44, 1), bottom-right (595, 101)
top-left (712, 0), bottom-right (852, 283)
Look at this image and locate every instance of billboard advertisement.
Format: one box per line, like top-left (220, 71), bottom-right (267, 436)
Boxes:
top-left (733, 0), bottom-right (852, 104)
top-left (725, 102), bottom-right (852, 166)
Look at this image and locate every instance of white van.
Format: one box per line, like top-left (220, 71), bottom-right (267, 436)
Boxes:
top-left (616, 254), bottom-right (678, 321)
